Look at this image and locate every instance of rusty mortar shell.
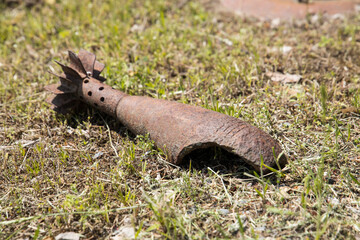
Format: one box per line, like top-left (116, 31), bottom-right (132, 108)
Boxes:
top-left (45, 50), bottom-right (287, 172)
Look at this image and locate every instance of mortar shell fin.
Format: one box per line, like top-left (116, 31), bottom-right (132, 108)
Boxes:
top-left (59, 78), bottom-right (77, 90)
top-left (78, 49), bottom-right (96, 76)
top-left (48, 71), bottom-right (70, 82)
top-left (54, 60), bottom-right (85, 83)
top-left (93, 60), bottom-right (105, 80)
top-left (68, 50), bottom-right (87, 75)
top-left (47, 71), bottom-right (78, 92)
top-left (44, 83), bottom-right (77, 95)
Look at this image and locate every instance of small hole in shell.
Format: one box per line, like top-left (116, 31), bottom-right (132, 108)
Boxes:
top-left (99, 87), bottom-right (104, 91)
top-left (88, 91), bottom-right (92, 96)
top-left (100, 97), bottom-right (105, 102)
top-left (84, 79), bottom-right (89, 83)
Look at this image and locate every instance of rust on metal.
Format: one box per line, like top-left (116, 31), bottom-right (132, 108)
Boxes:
top-left (220, 0), bottom-right (360, 20)
top-left (45, 50), bottom-right (287, 173)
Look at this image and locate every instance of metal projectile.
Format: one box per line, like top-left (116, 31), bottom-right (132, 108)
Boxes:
top-left (45, 50), bottom-right (287, 172)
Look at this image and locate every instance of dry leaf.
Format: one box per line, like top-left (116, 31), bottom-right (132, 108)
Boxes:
top-left (341, 106), bottom-right (358, 114)
top-left (266, 72), bottom-right (302, 83)
top-left (279, 186), bottom-right (291, 199)
top-left (45, 0), bottom-right (56, 4)
top-left (26, 44), bottom-right (39, 59)
top-left (43, 237), bottom-right (55, 240)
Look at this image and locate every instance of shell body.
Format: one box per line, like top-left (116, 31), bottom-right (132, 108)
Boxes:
top-left (46, 50), bottom-right (287, 172)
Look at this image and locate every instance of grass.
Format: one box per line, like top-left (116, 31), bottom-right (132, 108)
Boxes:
top-left (1, 0), bottom-right (360, 239)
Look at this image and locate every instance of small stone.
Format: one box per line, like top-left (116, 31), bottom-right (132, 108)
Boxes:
top-left (328, 197), bottom-right (340, 206)
top-left (254, 226), bottom-right (266, 232)
top-left (271, 18), bottom-right (281, 28)
top-left (93, 151), bottom-right (103, 159)
top-left (239, 214), bottom-right (247, 222)
top-left (280, 46), bottom-right (292, 54)
top-left (55, 232), bottom-right (83, 240)
top-left (218, 209), bottom-right (230, 215)
top-left (229, 223), bottom-right (239, 233)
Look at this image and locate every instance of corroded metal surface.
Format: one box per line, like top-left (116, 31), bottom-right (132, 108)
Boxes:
top-left (220, 0), bottom-right (360, 19)
top-left (45, 50), bottom-right (287, 172)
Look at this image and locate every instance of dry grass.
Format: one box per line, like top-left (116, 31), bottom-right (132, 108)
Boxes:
top-left (1, 0), bottom-right (360, 239)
